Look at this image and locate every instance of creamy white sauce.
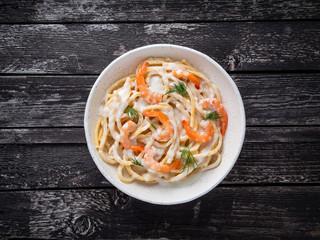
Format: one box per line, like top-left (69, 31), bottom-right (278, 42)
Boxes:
top-left (98, 59), bottom-right (224, 184)
top-left (146, 75), bottom-right (163, 94)
top-left (99, 105), bottom-right (107, 118)
top-left (142, 173), bottom-right (155, 181)
top-left (164, 62), bottom-right (183, 70)
top-left (153, 148), bottom-right (165, 161)
top-left (134, 97), bottom-right (149, 112)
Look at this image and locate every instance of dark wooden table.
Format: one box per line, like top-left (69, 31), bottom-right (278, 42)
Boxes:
top-left (1, 1), bottom-right (320, 239)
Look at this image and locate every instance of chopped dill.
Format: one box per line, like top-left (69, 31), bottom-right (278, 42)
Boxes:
top-left (165, 82), bottom-right (189, 97)
top-left (204, 111), bottom-right (222, 121)
top-left (125, 106), bottom-right (140, 121)
top-left (147, 120), bottom-right (157, 130)
top-left (181, 146), bottom-right (198, 172)
top-left (131, 157), bottom-right (142, 167)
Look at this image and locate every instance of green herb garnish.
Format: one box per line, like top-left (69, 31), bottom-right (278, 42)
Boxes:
top-left (204, 111), bottom-right (222, 121)
top-left (165, 82), bottom-right (188, 97)
top-left (131, 157), bottom-right (142, 166)
top-left (125, 106), bottom-right (140, 121)
top-left (147, 120), bottom-right (157, 130)
top-left (181, 146), bottom-right (198, 172)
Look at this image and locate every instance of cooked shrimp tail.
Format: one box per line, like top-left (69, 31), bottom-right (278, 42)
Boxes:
top-left (182, 120), bottom-right (214, 143)
top-left (200, 98), bottom-right (228, 136)
top-left (172, 69), bottom-right (200, 89)
top-left (120, 120), bottom-right (145, 152)
top-left (130, 145), bottom-right (145, 153)
top-left (144, 147), bottom-right (180, 173)
top-left (143, 111), bottom-right (174, 142)
top-left (137, 61), bottom-right (163, 104)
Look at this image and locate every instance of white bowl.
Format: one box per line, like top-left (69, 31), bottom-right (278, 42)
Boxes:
top-left (84, 44), bottom-right (246, 205)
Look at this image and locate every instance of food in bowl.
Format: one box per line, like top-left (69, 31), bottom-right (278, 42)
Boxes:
top-left (94, 57), bottom-right (228, 183)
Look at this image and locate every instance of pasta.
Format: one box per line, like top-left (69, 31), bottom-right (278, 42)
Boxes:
top-left (94, 58), bottom-right (228, 183)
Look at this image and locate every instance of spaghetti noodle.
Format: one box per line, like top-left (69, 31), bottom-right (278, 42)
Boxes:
top-left (94, 58), bottom-right (228, 183)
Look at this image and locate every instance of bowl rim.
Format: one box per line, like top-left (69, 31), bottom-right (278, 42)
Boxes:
top-left (84, 44), bottom-right (246, 205)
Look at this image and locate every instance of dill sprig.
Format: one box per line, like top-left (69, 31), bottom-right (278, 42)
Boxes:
top-left (165, 82), bottom-right (189, 97)
top-left (181, 146), bottom-right (198, 172)
top-left (131, 157), bottom-right (142, 166)
top-left (204, 111), bottom-right (222, 121)
top-left (147, 120), bottom-right (157, 130)
top-left (125, 106), bottom-right (140, 121)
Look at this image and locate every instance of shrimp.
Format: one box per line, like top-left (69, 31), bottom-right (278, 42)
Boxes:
top-left (172, 69), bottom-right (200, 89)
top-left (137, 61), bottom-right (162, 104)
top-left (143, 111), bottom-right (174, 142)
top-left (200, 98), bottom-right (228, 136)
top-left (120, 121), bottom-right (145, 153)
top-left (144, 147), bottom-right (180, 173)
top-left (182, 120), bottom-right (214, 143)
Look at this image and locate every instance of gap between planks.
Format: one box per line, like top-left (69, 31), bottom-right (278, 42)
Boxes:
top-left (1, 182), bottom-right (320, 193)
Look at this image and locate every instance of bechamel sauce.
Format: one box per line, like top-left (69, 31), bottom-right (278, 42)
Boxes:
top-left (99, 60), bottom-right (223, 184)
top-left (147, 75), bottom-right (163, 94)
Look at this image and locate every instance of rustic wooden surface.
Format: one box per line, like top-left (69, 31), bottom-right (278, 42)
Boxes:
top-left (0, 1), bottom-right (320, 239)
top-left (1, 74), bottom-right (319, 127)
top-left (1, 23), bottom-right (320, 73)
top-left (1, 187), bottom-right (320, 239)
top-left (1, 0), bottom-right (320, 22)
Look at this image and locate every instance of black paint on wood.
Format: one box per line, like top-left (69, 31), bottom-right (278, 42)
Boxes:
top-left (1, 22), bottom-right (319, 74)
top-left (0, 142), bottom-right (319, 190)
top-left (0, 76), bottom-right (94, 127)
top-left (0, 0), bottom-right (319, 23)
top-left (0, 128), bottom-right (86, 144)
top-left (1, 73), bottom-right (319, 127)
top-left (0, 187), bottom-right (319, 239)
top-left (1, 2), bottom-right (320, 238)
top-left (0, 126), bottom-right (319, 144)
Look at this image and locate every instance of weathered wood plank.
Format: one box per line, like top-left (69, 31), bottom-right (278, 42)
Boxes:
top-left (1, 22), bottom-right (319, 73)
top-left (0, 76), bottom-right (93, 127)
top-left (0, 0), bottom-right (319, 23)
top-left (1, 187), bottom-right (319, 239)
top-left (0, 127), bottom-right (319, 144)
top-left (244, 127), bottom-right (320, 143)
top-left (233, 74), bottom-right (320, 125)
top-left (0, 144), bottom-right (109, 189)
top-left (0, 73), bottom-right (319, 127)
top-left (0, 128), bottom-right (86, 144)
top-left (0, 142), bottom-right (319, 190)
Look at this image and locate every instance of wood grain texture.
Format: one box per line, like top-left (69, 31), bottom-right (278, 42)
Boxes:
top-left (0, 0), bottom-right (319, 23)
top-left (0, 142), bottom-right (319, 190)
top-left (0, 128), bottom-right (86, 144)
top-left (233, 74), bottom-right (320, 125)
top-left (0, 76), bottom-right (93, 127)
top-left (1, 187), bottom-right (319, 239)
top-left (1, 126), bottom-right (319, 144)
top-left (1, 1), bottom-right (319, 237)
top-left (1, 73), bottom-right (319, 127)
top-left (1, 22), bottom-right (320, 74)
